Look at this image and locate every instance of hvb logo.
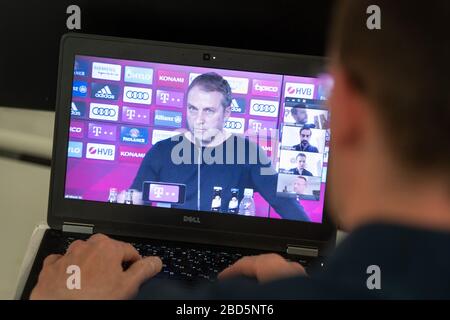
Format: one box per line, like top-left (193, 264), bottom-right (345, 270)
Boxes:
top-left (285, 83), bottom-right (315, 99)
top-left (86, 143), bottom-right (116, 161)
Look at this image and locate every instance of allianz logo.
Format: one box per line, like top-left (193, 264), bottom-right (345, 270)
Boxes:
top-left (183, 216), bottom-right (201, 224)
top-left (155, 114), bottom-right (182, 123)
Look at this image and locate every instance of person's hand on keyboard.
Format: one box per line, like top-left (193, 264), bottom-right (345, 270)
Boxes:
top-left (218, 253), bottom-right (306, 284)
top-left (30, 233), bottom-right (162, 300)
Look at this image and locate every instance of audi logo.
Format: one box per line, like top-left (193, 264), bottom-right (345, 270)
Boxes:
top-left (225, 121), bottom-right (243, 129)
top-left (252, 103), bottom-right (277, 113)
top-left (125, 90), bottom-right (149, 100)
top-left (92, 107), bottom-right (117, 116)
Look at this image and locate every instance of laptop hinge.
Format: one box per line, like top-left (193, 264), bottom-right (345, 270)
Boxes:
top-left (62, 222), bottom-right (94, 235)
top-left (287, 245), bottom-right (319, 258)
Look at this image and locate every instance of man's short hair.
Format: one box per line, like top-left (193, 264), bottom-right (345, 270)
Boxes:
top-left (300, 127), bottom-right (312, 135)
top-left (291, 106), bottom-right (307, 115)
top-left (187, 72), bottom-right (232, 109)
top-left (329, 0), bottom-right (450, 181)
top-left (297, 176), bottom-right (308, 182)
top-left (296, 153), bottom-right (307, 160)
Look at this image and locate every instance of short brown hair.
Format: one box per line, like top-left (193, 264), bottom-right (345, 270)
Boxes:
top-left (187, 72), bottom-right (232, 109)
top-left (329, 0), bottom-right (450, 180)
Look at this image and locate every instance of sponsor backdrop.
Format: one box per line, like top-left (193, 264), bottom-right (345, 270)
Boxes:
top-left (66, 55), bottom-right (330, 223)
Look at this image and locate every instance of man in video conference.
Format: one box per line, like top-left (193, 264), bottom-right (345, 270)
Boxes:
top-left (31, 0), bottom-right (450, 299)
top-left (288, 153), bottom-right (314, 176)
top-left (125, 72), bottom-right (309, 221)
top-left (292, 127), bottom-right (320, 152)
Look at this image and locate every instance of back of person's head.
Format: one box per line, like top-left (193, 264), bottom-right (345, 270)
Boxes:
top-left (329, 0), bottom-right (449, 184)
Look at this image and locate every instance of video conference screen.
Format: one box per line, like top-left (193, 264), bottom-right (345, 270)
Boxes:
top-left (65, 55), bottom-right (332, 223)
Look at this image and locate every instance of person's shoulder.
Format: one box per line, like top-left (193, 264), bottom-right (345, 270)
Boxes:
top-left (152, 133), bottom-right (185, 150)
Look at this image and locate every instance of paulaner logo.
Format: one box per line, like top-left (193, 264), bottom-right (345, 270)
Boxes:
top-left (183, 216), bottom-right (201, 224)
top-left (120, 126), bottom-right (149, 144)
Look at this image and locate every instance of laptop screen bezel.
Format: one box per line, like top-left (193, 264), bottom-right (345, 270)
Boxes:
top-left (49, 33), bottom-right (336, 252)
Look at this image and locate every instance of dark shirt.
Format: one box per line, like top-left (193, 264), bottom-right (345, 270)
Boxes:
top-left (292, 143), bottom-right (319, 153)
top-left (136, 223), bottom-right (450, 299)
top-left (131, 134), bottom-right (309, 221)
top-left (288, 168), bottom-right (313, 176)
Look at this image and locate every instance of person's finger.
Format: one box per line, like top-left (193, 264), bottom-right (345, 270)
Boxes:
top-left (87, 233), bottom-right (110, 243)
top-left (218, 256), bottom-right (257, 280)
top-left (119, 241), bottom-right (141, 263)
top-left (288, 262), bottom-right (307, 274)
top-left (125, 256), bottom-right (163, 285)
top-left (42, 254), bottom-right (63, 267)
top-left (66, 239), bottom-right (87, 254)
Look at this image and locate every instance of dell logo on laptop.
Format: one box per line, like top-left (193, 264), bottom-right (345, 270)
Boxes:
top-left (183, 216), bottom-right (201, 224)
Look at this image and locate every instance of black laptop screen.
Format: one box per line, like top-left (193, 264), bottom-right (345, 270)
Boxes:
top-left (65, 55), bottom-right (332, 224)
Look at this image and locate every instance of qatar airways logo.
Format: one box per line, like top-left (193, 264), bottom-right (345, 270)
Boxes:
top-left (252, 80), bottom-right (281, 98)
top-left (157, 70), bottom-right (187, 89)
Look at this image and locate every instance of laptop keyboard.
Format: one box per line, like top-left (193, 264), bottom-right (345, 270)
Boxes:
top-left (62, 236), bottom-right (310, 284)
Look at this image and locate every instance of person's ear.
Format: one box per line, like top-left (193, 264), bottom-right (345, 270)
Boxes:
top-left (223, 105), bottom-right (231, 120)
top-left (328, 65), bottom-right (367, 151)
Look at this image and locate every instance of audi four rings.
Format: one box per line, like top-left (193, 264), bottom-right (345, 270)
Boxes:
top-left (125, 90), bottom-right (150, 100)
top-left (92, 107), bottom-right (117, 116)
top-left (225, 121), bottom-right (243, 129)
top-left (251, 103), bottom-right (277, 113)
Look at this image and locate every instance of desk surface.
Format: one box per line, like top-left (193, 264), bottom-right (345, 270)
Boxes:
top-left (0, 157), bottom-right (49, 299)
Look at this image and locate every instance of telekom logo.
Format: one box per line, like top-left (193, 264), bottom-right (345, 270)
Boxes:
top-left (153, 187), bottom-right (164, 198)
top-left (92, 126), bottom-right (102, 136)
top-left (252, 122), bottom-right (263, 131)
top-left (126, 109), bottom-right (136, 120)
top-left (160, 92), bottom-right (170, 104)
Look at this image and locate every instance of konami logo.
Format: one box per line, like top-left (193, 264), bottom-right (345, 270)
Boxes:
top-left (156, 70), bottom-right (187, 89)
top-left (119, 146), bottom-right (149, 163)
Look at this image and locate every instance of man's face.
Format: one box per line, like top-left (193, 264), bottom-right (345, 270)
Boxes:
top-left (300, 129), bottom-right (312, 146)
top-left (292, 109), bottom-right (308, 124)
top-left (293, 178), bottom-right (307, 195)
top-left (186, 86), bottom-right (231, 144)
top-left (297, 156), bottom-right (306, 170)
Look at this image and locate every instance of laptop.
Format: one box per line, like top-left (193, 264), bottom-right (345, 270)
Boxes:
top-left (21, 33), bottom-right (336, 299)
